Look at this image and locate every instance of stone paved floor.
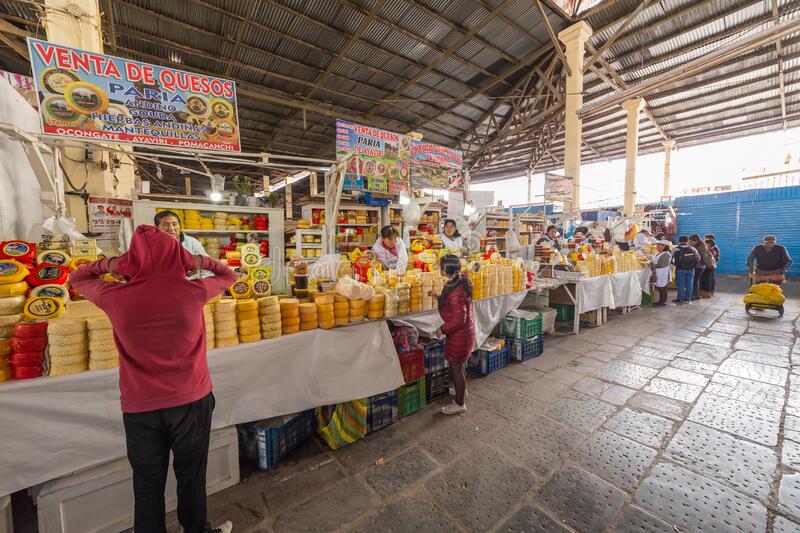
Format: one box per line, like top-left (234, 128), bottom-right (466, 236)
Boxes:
top-left (175, 277), bottom-right (800, 533)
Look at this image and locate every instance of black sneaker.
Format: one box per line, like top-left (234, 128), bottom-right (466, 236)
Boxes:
top-left (210, 522), bottom-right (233, 533)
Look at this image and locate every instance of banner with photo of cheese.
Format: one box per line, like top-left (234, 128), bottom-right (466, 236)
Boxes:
top-left (409, 141), bottom-right (464, 191)
top-left (335, 119), bottom-right (409, 193)
top-left (27, 38), bottom-right (240, 151)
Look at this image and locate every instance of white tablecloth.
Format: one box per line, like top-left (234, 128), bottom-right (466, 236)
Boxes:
top-left (390, 291), bottom-right (528, 346)
top-left (0, 321), bottom-right (404, 497)
top-left (575, 270), bottom-right (650, 314)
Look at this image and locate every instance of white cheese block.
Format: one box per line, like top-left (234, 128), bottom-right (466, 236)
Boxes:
top-left (48, 318), bottom-right (87, 336)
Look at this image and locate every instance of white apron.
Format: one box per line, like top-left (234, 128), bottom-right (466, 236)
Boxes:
top-left (653, 251), bottom-right (671, 288)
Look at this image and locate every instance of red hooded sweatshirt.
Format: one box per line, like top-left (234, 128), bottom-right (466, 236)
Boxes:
top-left (70, 225), bottom-right (238, 413)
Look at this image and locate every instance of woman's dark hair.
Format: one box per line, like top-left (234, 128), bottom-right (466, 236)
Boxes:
top-left (154, 210), bottom-right (181, 227)
top-left (688, 233), bottom-right (701, 243)
top-left (443, 219), bottom-right (461, 239)
top-left (678, 236), bottom-right (689, 243)
top-left (380, 225), bottom-right (398, 239)
top-left (438, 254), bottom-right (472, 305)
top-left (654, 232), bottom-right (665, 241)
top-left (546, 225), bottom-right (557, 233)
top-left (440, 254), bottom-right (461, 276)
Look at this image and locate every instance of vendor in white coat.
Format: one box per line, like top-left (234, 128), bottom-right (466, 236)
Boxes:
top-left (154, 210), bottom-right (213, 279)
top-left (372, 225), bottom-right (408, 273)
top-left (440, 219), bottom-right (463, 253)
top-left (652, 239), bottom-right (672, 306)
top-left (632, 228), bottom-right (655, 251)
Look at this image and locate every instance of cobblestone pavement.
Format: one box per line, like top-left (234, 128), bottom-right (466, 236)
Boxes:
top-left (173, 278), bottom-right (800, 532)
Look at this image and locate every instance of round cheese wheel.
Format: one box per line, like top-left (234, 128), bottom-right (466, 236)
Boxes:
top-left (215, 300), bottom-right (236, 314)
top-left (262, 330), bottom-right (281, 340)
top-left (12, 336), bottom-right (47, 352)
top-left (282, 325), bottom-right (300, 334)
top-left (281, 310), bottom-right (300, 320)
top-left (86, 317), bottom-right (112, 331)
top-left (88, 337), bottom-right (116, 353)
top-left (215, 336), bottom-right (239, 348)
top-left (88, 346), bottom-right (118, 360)
top-left (333, 294), bottom-right (348, 303)
top-left (0, 281), bottom-right (28, 297)
top-left (48, 362), bottom-right (88, 377)
top-left (89, 358), bottom-right (119, 371)
top-left (261, 306), bottom-right (281, 318)
top-left (9, 351), bottom-right (44, 366)
top-left (31, 284), bottom-right (70, 301)
top-left (334, 316), bottom-right (349, 326)
top-left (23, 297), bottom-right (63, 320)
top-left (260, 314), bottom-right (282, 326)
top-left (215, 324), bottom-right (237, 338)
top-left (279, 298), bottom-right (299, 308)
top-left (49, 342), bottom-right (88, 357)
top-left (0, 241), bottom-right (36, 263)
top-left (316, 303), bottom-right (334, 314)
top-left (319, 319), bottom-right (335, 330)
top-left (0, 338), bottom-right (10, 357)
top-left (230, 280), bottom-right (252, 299)
top-left (0, 365), bottom-right (10, 382)
top-left (334, 309), bottom-right (349, 319)
top-left (299, 302), bottom-right (317, 314)
top-left (314, 294), bottom-right (334, 305)
top-left (37, 250), bottom-right (71, 267)
top-left (349, 300), bottom-right (366, 309)
top-left (237, 309), bottom-right (258, 321)
top-left (370, 294), bottom-right (386, 305)
top-left (215, 317), bottom-right (237, 329)
top-left (50, 352), bottom-right (88, 365)
top-left (237, 317), bottom-right (259, 329)
top-left (0, 260), bottom-right (30, 284)
top-left (236, 299), bottom-right (258, 312)
top-left (0, 295), bottom-right (26, 314)
top-left (261, 324), bottom-right (282, 335)
top-left (318, 310), bottom-right (335, 322)
top-left (48, 318), bottom-right (86, 336)
top-left (367, 311), bottom-right (384, 319)
top-left (300, 313), bottom-right (318, 324)
top-left (12, 365), bottom-right (43, 379)
top-left (238, 325), bottom-right (261, 337)
top-left (333, 302), bottom-right (349, 312)
top-left (206, 341), bottom-right (215, 351)
top-left (0, 313), bottom-right (21, 326)
top-left (49, 332), bottom-right (86, 346)
top-left (300, 322), bottom-right (317, 331)
top-left (239, 333), bottom-right (261, 343)
top-left (282, 316), bottom-right (300, 327)
top-left (13, 321), bottom-right (48, 338)
top-left (368, 302), bottom-right (384, 311)
top-left (28, 264), bottom-right (70, 287)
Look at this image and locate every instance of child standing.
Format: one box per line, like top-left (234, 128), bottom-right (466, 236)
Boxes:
top-left (436, 254), bottom-right (476, 415)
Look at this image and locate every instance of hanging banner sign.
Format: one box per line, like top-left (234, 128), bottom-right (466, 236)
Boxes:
top-left (27, 38), bottom-right (240, 151)
top-left (409, 142), bottom-right (464, 190)
top-left (335, 119), bottom-right (409, 193)
top-left (545, 172), bottom-right (573, 202)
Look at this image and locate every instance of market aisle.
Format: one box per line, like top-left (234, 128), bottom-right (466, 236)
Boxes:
top-left (166, 277), bottom-right (800, 533)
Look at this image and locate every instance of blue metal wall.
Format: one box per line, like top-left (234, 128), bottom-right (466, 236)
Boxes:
top-left (674, 186), bottom-right (800, 276)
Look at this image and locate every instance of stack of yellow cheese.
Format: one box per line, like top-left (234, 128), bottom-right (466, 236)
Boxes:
top-left (421, 273), bottom-right (434, 310)
top-left (433, 276), bottom-right (445, 302)
top-left (397, 283), bottom-right (411, 315)
top-left (409, 281), bottom-right (422, 312)
top-left (236, 299), bottom-right (261, 343)
top-left (382, 288), bottom-right (399, 318)
top-left (87, 315), bottom-right (119, 371)
top-left (367, 294), bottom-right (385, 320)
top-left (0, 295), bottom-right (24, 382)
top-left (213, 212), bottom-right (228, 230)
top-left (204, 304), bottom-right (215, 350)
top-left (259, 296), bottom-right (281, 339)
top-left (333, 294), bottom-right (349, 326)
top-left (299, 303), bottom-right (318, 331)
top-left (214, 300), bottom-right (239, 348)
top-left (280, 298), bottom-right (300, 334)
top-left (349, 299), bottom-right (366, 322)
top-left (47, 318), bottom-right (88, 376)
top-left (314, 294), bottom-right (335, 329)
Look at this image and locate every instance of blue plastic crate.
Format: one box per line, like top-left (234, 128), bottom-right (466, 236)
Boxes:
top-left (467, 344), bottom-right (511, 375)
top-left (237, 410), bottom-right (315, 470)
top-left (422, 338), bottom-right (448, 374)
top-left (366, 391), bottom-right (398, 433)
top-left (425, 368), bottom-right (450, 402)
top-left (505, 335), bottom-right (544, 362)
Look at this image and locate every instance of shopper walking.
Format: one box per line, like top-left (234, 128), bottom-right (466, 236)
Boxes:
top-left (652, 240), bottom-right (672, 306)
top-left (701, 235), bottom-right (720, 297)
top-left (436, 254), bottom-right (476, 415)
top-left (688, 234), bottom-right (713, 300)
top-left (70, 226), bottom-right (238, 533)
top-left (672, 236), bottom-right (700, 304)
top-left (747, 235), bottom-right (793, 284)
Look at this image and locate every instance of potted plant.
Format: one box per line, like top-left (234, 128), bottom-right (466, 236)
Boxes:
top-left (232, 176), bottom-right (252, 206)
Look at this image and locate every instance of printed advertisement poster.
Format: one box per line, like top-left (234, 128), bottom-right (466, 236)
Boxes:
top-left (545, 172), bottom-right (573, 203)
top-left (27, 38), bottom-right (240, 151)
top-left (410, 142), bottom-right (463, 190)
top-left (335, 119), bottom-right (409, 193)
top-left (88, 196), bottom-right (132, 252)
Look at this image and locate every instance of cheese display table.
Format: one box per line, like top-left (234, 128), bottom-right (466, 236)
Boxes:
top-left (0, 321), bottom-right (403, 497)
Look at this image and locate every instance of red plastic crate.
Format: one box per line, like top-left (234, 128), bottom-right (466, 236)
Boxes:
top-left (397, 347), bottom-right (425, 383)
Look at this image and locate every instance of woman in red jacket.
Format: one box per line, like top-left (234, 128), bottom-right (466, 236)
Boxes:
top-left (437, 254), bottom-right (476, 415)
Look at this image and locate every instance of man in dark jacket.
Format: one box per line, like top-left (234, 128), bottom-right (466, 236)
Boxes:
top-left (747, 235), bottom-right (793, 280)
top-left (672, 236), bottom-right (700, 304)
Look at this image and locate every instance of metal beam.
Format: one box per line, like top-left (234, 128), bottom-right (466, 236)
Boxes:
top-left (579, 16), bottom-right (800, 118)
top-left (223, 0), bottom-right (257, 77)
top-left (100, 0), bottom-right (117, 53)
top-left (533, 0), bottom-right (570, 76)
top-left (583, 0), bottom-right (653, 73)
top-left (773, 0), bottom-right (788, 130)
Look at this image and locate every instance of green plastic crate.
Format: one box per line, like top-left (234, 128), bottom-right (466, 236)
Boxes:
top-left (397, 377), bottom-right (426, 417)
top-left (550, 303), bottom-right (574, 322)
top-left (500, 310), bottom-right (542, 339)
top-left (641, 288), bottom-right (654, 305)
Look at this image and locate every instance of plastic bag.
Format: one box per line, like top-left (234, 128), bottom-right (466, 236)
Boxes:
top-left (748, 283), bottom-right (785, 305)
top-left (315, 400), bottom-right (366, 450)
top-left (334, 275), bottom-right (375, 301)
top-left (309, 254), bottom-right (345, 281)
top-left (42, 216), bottom-right (101, 254)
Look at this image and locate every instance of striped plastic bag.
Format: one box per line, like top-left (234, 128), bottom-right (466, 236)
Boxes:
top-left (315, 399), bottom-right (367, 450)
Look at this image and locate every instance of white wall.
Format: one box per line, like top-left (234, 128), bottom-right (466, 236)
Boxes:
top-left (0, 76), bottom-right (53, 241)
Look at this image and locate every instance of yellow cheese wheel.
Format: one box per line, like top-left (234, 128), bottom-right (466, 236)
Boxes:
top-left (258, 296), bottom-right (279, 307)
top-left (0, 357), bottom-right (8, 369)
top-left (88, 346), bottom-right (118, 360)
top-left (368, 301), bottom-right (384, 311)
top-left (316, 303), bottom-right (334, 313)
top-left (215, 317), bottom-right (237, 330)
top-left (0, 338), bottom-right (11, 357)
top-left (88, 336), bottom-right (117, 353)
top-left (0, 260), bottom-right (29, 284)
top-left (335, 316), bottom-right (349, 326)
top-left (51, 332), bottom-right (87, 346)
top-left (314, 294), bottom-right (334, 305)
top-left (367, 310), bottom-right (384, 319)
top-left (261, 323), bottom-right (282, 335)
top-left (0, 366), bottom-right (10, 383)
top-left (50, 352), bottom-right (88, 365)
top-left (282, 316), bottom-right (300, 327)
top-left (370, 294), bottom-right (385, 305)
top-left (281, 310), bottom-right (300, 319)
top-left (0, 295), bottom-right (26, 315)
top-left (300, 321), bottom-right (317, 331)
top-left (333, 302), bottom-right (349, 312)
top-left (215, 336), bottom-right (240, 348)
top-left (238, 325), bottom-right (261, 337)
top-left (49, 342), bottom-right (88, 357)
top-left (300, 313), bottom-right (318, 324)
top-left (24, 297), bottom-right (63, 320)
top-left (334, 309), bottom-right (349, 319)
top-left (89, 358), bottom-right (119, 371)
top-left (261, 317), bottom-right (282, 328)
top-left (49, 362), bottom-right (88, 377)
top-left (237, 309), bottom-right (258, 321)
top-left (37, 250), bottom-right (71, 266)
top-left (215, 325), bottom-right (237, 339)
top-left (47, 318), bottom-right (86, 336)
top-left (0, 313), bottom-right (21, 326)
top-left (0, 281), bottom-right (28, 297)
top-left (282, 325), bottom-right (300, 334)
top-left (237, 317), bottom-right (260, 329)
top-left (350, 315), bottom-right (365, 322)
top-left (318, 310), bottom-right (335, 322)
top-left (333, 293), bottom-right (348, 303)
top-left (239, 333), bottom-right (261, 343)
top-left (261, 314), bottom-right (282, 325)
top-left (319, 319), bottom-right (335, 330)
top-left (262, 330), bottom-right (281, 340)
top-left (261, 304), bottom-right (280, 316)
top-left (299, 303), bottom-right (317, 314)
top-left (279, 298), bottom-right (299, 309)
top-left (215, 300), bottom-right (236, 314)
top-left (349, 300), bottom-right (366, 309)
top-left (86, 316), bottom-right (112, 331)
top-left (236, 299), bottom-right (258, 312)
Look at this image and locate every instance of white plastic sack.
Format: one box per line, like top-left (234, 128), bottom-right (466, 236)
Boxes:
top-left (334, 275), bottom-right (375, 301)
top-left (506, 230), bottom-right (521, 257)
top-left (42, 215), bottom-right (101, 254)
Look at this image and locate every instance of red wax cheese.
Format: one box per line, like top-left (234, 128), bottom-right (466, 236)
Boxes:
top-left (13, 321), bottom-right (48, 338)
top-left (11, 336), bottom-right (47, 352)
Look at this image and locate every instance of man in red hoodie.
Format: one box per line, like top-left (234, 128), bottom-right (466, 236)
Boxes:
top-left (70, 225), bottom-right (238, 533)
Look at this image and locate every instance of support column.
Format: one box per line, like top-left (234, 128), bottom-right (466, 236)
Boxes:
top-left (662, 139), bottom-right (675, 201)
top-left (558, 21), bottom-right (593, 214)
top-left (44, 0), bottom-right (135, 238)
top-left (622, 97), bottom-right (645, 217)
top-left (526, 168), bottom-right (532, 204)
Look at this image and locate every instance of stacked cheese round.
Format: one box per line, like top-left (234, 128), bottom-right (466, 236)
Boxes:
top-left (433, 276), bottom-right (445, 306)
top-left (382, 288), bottom-right (399, 318)
top-left (213, 212), bottom-right (228, 231)
top-left (409, 281), bottom-right (422, 313)
top-left (214, 299), bottom-right (239, 348)
top-left (299, 302), bottom-right (318, 331)
top-left (236, 299), bottom-right (261, 343)
top-left (397, 283), bottom-right (411, 315)
top-left (349, 299), bottom-right (366, 322)
top-left (421, 274), bottom-right (434, 310)
top-left (204, 304), bottom-right (215, 350)
top-left (0, 295), bottom-right (25, 383)
top-left (8, 321), bottom-right (47, 380)
top-left (333, 294), bottom-right (349, 326)
top-left (314, 294), bottom-right (335, 329)
top-left (367, 294), bottom-right (385, 320)
top-left (280, 298), bottom-right (300, 334)
top-left (87, 315), bottom-right (119, 371)
top-left (259, 296), bottom-right (281, 339)
top-left (47, 318), bottom-right (88, 376)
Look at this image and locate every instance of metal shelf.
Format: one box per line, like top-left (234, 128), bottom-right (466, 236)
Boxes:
top-left (183, 229), bottom-right (270, 235)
